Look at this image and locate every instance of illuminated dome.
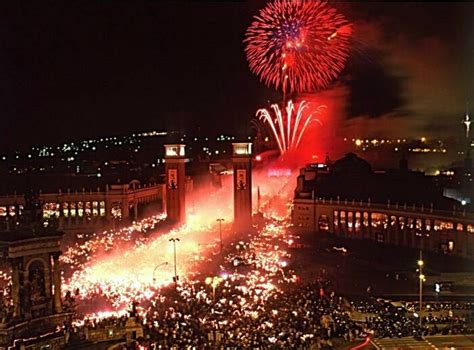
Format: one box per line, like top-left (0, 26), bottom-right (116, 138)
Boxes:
top-left (331, 153), bottom-right (372, 175)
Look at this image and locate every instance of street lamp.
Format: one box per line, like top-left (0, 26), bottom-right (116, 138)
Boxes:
top-left (169, 238), bottom-right (180, 284)
top-left (417, 251), bottom-right (425, 331)
top-left (216, 218), bottom-right (225, 254)
top-left (205, 276), bottom-right (222, 303)
top-left (152, 262), bottom-right (169, 284)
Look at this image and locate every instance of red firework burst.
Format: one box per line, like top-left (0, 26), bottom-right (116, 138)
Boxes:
top-left (244, 0), bottom-right (352, 94)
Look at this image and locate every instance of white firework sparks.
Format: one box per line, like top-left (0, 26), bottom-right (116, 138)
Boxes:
top-left (256, 100), bottom-right (325, 155)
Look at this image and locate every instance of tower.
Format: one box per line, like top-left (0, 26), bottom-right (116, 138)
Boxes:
top-left (463, 112), bottom-right (471, 139)
top-left (232, 143), bottom-right (252, 230)
top-left (463, 113), bottom-right (472, 171)
top-left (164, 144), bottom-right (186, 224)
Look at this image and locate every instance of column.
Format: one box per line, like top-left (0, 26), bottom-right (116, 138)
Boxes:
top-left (427, 221), bottom-right (434, 252)
top-left (394, 219), bottom-right (400, 246)
top-left (420, 218), bottom-right (426, 251)
top-left (462, 225), bottom-right (468, 258)
top-left (122, 199), bottom-right (130, 222)
top-left (52, 253), bottom-right (62, 313)
top-left (368, 213), bottom-right (374, 241)
top-left (401, 217), bottom-right (408, 247)
top-left (10, 258), bottom-right (21, 318)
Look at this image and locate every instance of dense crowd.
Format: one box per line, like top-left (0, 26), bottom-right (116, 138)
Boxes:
top-left (68, 278), bottom-right (474, 349)
top-left (404, 301), bottom-right (474, 311)
top-left (138, 279), bottom-right (363, 349)
top-left (351, 299), bottom-right (473, 339)
top-left (59, 215), bottom-right (474, 349)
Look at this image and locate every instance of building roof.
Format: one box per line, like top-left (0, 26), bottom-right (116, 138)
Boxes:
top-left (296, 153), bottom-right (460, 211)
top-left (331, 153), bottom-right (372, 175)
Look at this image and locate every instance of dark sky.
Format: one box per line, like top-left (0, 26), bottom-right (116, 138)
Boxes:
top-left (0, 1), bottom-right (473, 151)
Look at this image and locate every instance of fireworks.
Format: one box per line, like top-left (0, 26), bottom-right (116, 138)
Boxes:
top-left (256, 100), bottom-right (325, 155)
top-left (245, 0), bottom-right (352, 94)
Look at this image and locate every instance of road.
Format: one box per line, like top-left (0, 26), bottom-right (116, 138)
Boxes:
top-left (368, 334), bottom-right (474, 349)
top-left (293, 233), bottom-right (474, 297)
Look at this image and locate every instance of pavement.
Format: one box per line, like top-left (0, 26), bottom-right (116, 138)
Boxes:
top-left (368, 334), bottom-right (474, 349)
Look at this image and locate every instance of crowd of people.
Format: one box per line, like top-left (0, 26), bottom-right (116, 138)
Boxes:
top-left (136, 279), bottom-right (364, 349)
top-left (67, 280), bottom-right (474, 349)
top-left (61, 217), bottom-right (474, 349)
top-left (351, 299), bottom-right (473, 339)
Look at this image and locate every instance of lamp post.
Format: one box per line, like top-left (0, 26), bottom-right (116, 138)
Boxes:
top-left (216, 218), bottom-right (224, 254)
top-left (205, 276), bottom-right (222, 303)
top-left (417, 251), bottom-right (425, 331)
top-left (153, 262), bottom-right (169, 284)
top-left (169, 238), bottom-right (180, 284)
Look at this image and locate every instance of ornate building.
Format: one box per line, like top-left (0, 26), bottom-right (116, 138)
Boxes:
top-left (0, 193), bottom-right (70, 348)
top-left (293, 153), bottom-right (474, 259)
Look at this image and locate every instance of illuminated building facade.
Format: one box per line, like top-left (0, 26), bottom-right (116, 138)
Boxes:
top-left (0, 205), bottom-right (70, 348)
top-left (293, 153), bottom-right (474, 259)
top-left (0, 181), bottom-right (165, 232)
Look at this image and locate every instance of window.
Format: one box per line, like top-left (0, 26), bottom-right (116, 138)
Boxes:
top-left (85, 202), bottom-right (91, 216)
top-left (8, 206), bottom-right (16, 217)
top-left (111, 202), bottom-right (122, 219)
top-left (92, 201), bottom-right (99, 216)
top-left (363, 212), bottom-right (369, 227)
top-left (425, 220), bottom-right (431, 231)
top-left (78, 202), bottom-right (84, 217)
top-left (62, 202), bottom-right (69, 217)
top-left (355, 212), bottom-right (361, 232)
top-left (371, 213), bottom-right (388, 229)
top-left (448, 240), bottom-right (454, 252)
top-left (340, 211), bottom-right (346, 225)
top-left (99, 201), bottom-right (106, 217)
top-left (70, 203), bottom-right (76, 217)
top-left (399, 217), bottom-right (405, 230)
top-left (390, 216), bottom-right (397, 227)
top-left (416, 219), bottom-right (423, 230)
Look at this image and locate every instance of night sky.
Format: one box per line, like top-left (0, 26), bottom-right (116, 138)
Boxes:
top-left (0, 1), bottom-right (473, 151)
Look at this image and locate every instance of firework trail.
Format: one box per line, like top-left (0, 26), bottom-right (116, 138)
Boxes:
top-left (245, 0), bottom-right (352, 94)
top-left (256, 100), bottom-right (325, 155)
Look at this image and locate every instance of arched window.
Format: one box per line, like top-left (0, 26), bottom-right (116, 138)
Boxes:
top-left (62, 202), bottom-right (69, 217)
top-left (355, 212), bottom-right (361, 232)
top-left (347, 212), bottom-right (353, 232)
top-left (70, 202), bottom-right (76, 217)
top-left (318, 215), bottom-right (329, 231)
